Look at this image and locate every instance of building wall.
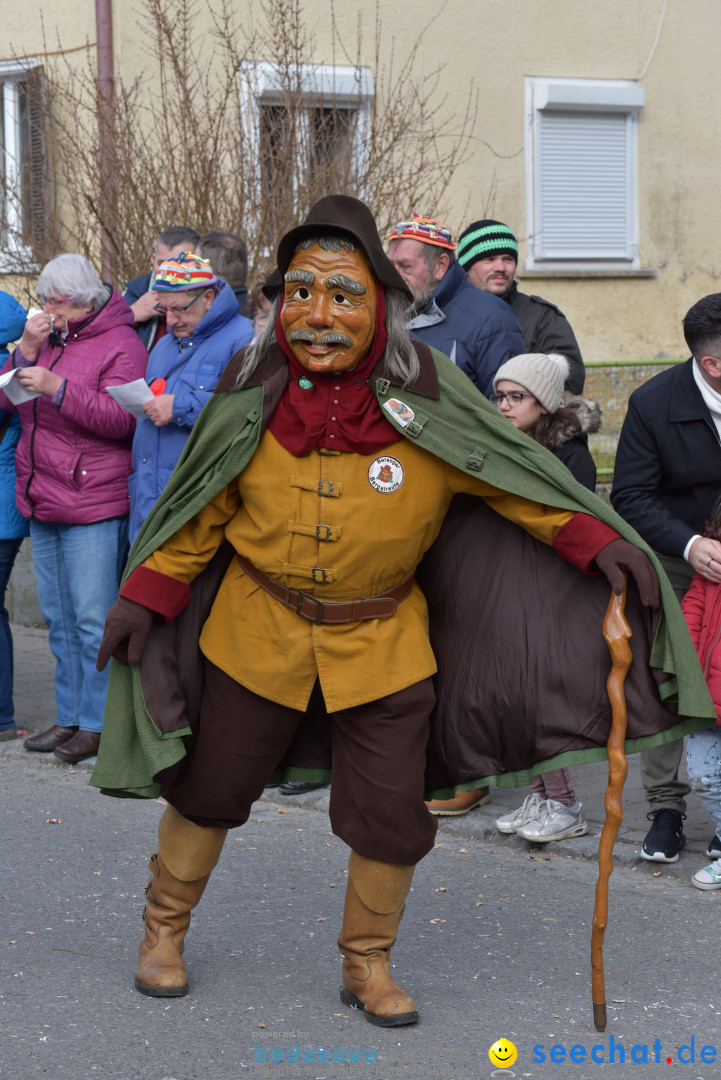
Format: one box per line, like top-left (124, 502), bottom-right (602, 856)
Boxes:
top-left (2, 0), bottom-right (717, 364)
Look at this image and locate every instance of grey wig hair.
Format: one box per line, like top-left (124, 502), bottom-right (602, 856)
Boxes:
top-left (234, 284), bottom-right (419, 389)
top-left (37, 253), bottom-right (109, 310)
top-left (294, 234), bottom-right (356, 255)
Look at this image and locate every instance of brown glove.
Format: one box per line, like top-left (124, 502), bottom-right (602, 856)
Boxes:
top-left (594, 539), bottom-right (660, 608)
top-left (96, 596), bottom-right (154, 670)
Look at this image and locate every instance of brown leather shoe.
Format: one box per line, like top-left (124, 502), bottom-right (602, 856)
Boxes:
top-left (425, 788), bottom-right (490, 816)
top-left (24, 724), bottom-right (78, 752)
top-left (53, 729), bottom-right (101, 763)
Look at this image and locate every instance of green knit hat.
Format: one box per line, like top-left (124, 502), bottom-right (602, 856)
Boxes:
top-left (457, 220), bottom-right (518, 271)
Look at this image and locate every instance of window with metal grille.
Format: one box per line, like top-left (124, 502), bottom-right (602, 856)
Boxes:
top-left (525, 77), bottom-right (644, 269)
top-left (241, 61), bottom-right (373, 240)
top-left (0, 61), bottom-right (46, 264)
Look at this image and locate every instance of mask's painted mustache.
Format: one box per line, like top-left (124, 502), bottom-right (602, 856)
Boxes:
top-left (289, 329), bottom-right (354, 348)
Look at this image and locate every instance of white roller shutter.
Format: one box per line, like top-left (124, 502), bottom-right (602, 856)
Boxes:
top-left (536, 110), bottom-right (634, 260)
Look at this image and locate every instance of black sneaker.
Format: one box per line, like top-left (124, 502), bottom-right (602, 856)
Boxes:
top-left (279, 780), bottom-right (328, 795)
top-left (706, 834), bottom-right (721, 859)
top-left (641, 809), bottom-right (686, 863)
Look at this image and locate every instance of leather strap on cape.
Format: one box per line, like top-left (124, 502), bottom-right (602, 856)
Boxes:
top-left (236, 554), bottom-right (413, 624)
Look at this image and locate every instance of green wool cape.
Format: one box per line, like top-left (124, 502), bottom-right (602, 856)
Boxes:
top-left (90, 345), bottom-right (715, 799)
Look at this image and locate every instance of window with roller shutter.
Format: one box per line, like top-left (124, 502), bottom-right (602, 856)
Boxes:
top-left (524, 76), bottom-right (644, 270)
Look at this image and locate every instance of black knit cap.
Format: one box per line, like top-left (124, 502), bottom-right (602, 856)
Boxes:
top-left (263, 195), bottom-right (412, 301)
top-left (457, 219), bottom-right (518, 271)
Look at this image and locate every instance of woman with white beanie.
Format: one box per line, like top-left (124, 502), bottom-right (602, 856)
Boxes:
top-left (489, 352), bottom-right (602, 842)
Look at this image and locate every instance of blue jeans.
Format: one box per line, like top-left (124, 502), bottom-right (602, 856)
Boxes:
top-left (29, 518), bottom-right (128, 733)
top-left (0, 537), bottom-right (24, 730)
top-left (687, 725), bottom-right (721, 835)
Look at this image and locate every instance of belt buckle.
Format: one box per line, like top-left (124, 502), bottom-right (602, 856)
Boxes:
top-left (296, 590), bottom-right (324, 625)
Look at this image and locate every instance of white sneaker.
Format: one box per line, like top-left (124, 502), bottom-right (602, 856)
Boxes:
top-left (516, 799), bottom-right (588, 842)
top-left (692, 858), bottom-right (721, 891)
top-left (494, 793), bottom-right (545, 834)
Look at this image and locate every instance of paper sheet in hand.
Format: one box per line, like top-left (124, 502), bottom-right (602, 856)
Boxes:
top-left (0, 367), bottom-right (41, 405)
top-left (106, 379), bottom-right (154, 418)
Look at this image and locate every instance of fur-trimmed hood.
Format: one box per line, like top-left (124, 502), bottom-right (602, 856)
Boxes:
top-left (543, 395), bottom-right (602, 451)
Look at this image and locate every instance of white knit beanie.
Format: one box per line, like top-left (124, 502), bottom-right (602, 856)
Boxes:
top-left (493, 352), bottom-right (570, 413)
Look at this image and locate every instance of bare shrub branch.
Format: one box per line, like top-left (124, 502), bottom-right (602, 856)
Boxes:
top-left (1, 0), bottom-right (484, 294)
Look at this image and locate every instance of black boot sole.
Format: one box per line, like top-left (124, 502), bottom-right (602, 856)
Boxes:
top-left (339, 987), bottom-right (419, 1026)
top-left (134, 977), bottom-right (188, 998)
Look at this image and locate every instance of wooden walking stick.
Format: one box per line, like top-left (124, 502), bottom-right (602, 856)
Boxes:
top-left (591, 572), bottom-right (632, 1032)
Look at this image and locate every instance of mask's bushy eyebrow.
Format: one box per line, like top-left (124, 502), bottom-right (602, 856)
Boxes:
top-left (326, 274), bottom-right (366, 295)
top-left (285, 269), bottom-right (315, 285)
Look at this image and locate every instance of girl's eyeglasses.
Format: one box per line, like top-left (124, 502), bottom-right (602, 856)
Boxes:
top-left (488, 391), bottom-right (535, 406)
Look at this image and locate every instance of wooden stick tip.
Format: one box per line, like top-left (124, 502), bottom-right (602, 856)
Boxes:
top-left (593, 1002), bottom-right (607, 1031)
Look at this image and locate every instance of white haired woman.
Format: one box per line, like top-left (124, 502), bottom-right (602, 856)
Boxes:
top-left (0, 253), bottom-right (148, 762)
top-left (489, 352), bottom-right (601, 841)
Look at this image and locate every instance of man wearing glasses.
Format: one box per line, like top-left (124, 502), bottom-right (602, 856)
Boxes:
top-left (124, 225), bottom-right (201, 351)
top-left (128, 252), bottom-right (253, 544)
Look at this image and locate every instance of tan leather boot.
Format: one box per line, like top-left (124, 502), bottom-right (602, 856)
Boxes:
top-left (338, 851), bottom-right (419, 1027)
top-left (134, 806), bottom-right (227, 997)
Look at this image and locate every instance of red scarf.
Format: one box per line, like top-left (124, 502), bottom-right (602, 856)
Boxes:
top-left (268, 283), bottom-right (401, 456)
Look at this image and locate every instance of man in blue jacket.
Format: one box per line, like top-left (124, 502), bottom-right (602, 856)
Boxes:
top-left (129, 252), bottom-right (253, 544)
top-left (124, 226), bottom-right (202, 352)
top-left (0, 290), bottom-right (29, 741)
top-left (387, 215), bottom-right (525, 396)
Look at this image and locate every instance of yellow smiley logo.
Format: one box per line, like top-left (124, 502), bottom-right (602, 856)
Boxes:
top-left (488, 1039), bottom-right (518, 1068)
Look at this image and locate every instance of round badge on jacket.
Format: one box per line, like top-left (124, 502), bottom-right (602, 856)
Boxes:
top-left (368, 455), bottom-right (404, 493)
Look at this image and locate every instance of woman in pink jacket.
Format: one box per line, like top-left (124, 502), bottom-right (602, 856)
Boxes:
top-left (0, 254), bottom-right (147, 763)
top-left (681, 498), bottom-right (721, 890)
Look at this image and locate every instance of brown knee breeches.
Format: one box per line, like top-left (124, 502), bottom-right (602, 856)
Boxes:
top-left (164, 658), bottom-right (438, 865)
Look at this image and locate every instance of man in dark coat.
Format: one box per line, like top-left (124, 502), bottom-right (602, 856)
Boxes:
top-left (457, 219), bottom-right (585, 394)
top-left (93, 196), bottom-right (707, 1030)
top-left (197, 230), bottom-right (251, 319)
top-left (387, 215), bottom-right (526, 396)
top-left (612, 292), bottom-right (721, 863)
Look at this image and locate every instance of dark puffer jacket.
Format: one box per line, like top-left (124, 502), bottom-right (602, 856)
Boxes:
top-left (539, 396), bottom-right (602, 492)
top-left (407, 262), bottom-right (525, 396)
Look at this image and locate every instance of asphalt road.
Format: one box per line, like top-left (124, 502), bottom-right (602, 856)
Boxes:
top-left (2, 739), bottom-right (721, 1080)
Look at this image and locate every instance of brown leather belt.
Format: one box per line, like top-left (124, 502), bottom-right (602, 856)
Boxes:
top-left (236, 554), bottom-right (413, 625)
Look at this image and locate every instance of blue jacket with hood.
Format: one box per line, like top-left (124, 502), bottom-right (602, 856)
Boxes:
top-left (406, 261), bottom-right (525, 397)
top-left (0, 292), bottom-right (29, 540)
top-left (129, 281), bottom-right (252, 543)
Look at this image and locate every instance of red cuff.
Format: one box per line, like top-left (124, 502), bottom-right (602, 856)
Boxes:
top-left (120, 564), bottom-right (191, 623)
top-left (552, 513), bottom-right (621, 574)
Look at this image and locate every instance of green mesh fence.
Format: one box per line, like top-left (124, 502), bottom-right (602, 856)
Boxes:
top-left (584, 359), bottom-right (684, 482)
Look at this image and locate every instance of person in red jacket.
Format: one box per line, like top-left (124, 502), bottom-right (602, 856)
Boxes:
top-left (681, 497), bottom-right (721, 889)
